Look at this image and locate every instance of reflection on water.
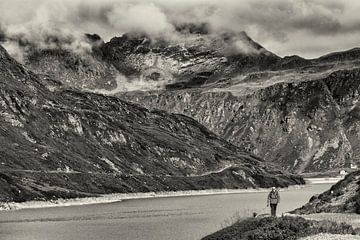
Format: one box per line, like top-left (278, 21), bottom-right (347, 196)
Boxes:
top-left (0, 184), bottom-right (332, 240)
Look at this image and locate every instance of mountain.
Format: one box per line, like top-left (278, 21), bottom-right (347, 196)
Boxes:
top-left (293, 170), bottom-right (360, 214)
top-left (26, 48), bottom-right (119, 91)
top-left (0, 45), bottom-right (303, 202)
top-left (24, 31), bottom-right (280, 91)
top-left (120, 48), bottom-right (360, 173)
top-left (13, 30), bottom-right (360, 174)
top-left (122, 65), bottom-right (360, 173)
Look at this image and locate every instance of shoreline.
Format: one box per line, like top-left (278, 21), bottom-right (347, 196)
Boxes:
top-left (0, 184), bottom-right (308, 211)
top-left (304, 177), bottom-right (344, 184)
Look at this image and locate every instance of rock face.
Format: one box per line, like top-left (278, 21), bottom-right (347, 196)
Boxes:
top-left (16, 30), bottom-right (360, 174)
top-left (122, 66), bottom-right (360, 173)
top-left (0, 45), bottom-right (303, 202)
top-left (26, 48), bottom-right (119, 90)
top-left (293, 171), bottom-right (360, 214)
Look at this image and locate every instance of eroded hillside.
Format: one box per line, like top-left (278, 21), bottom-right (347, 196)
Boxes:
top-left (122, 59), bottom-right (360, 173)
top-left (9, 30), bottom-right (360, 174)
top-left (0, 45), bottom-right (303, 202)
top-left (293, 171), bottom-right (360, 214)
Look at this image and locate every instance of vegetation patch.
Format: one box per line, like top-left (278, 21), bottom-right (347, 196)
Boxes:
top-left (202, 216), bottom-right (357, 240)
top-left (293, 171), bottom-right (360, 214)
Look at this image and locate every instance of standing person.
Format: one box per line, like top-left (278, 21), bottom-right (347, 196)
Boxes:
top-left (267, 187), bottom-right (280, 217)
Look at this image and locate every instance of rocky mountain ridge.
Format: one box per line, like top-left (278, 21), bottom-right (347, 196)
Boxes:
top-left (122, 64), bottom-right (360, 173)
top-left (7, 30), bottom-right (360, 173)
top-left (22, 31), bottom-right (280, 91)
top-left (0, 45), bottom-right (303, 202)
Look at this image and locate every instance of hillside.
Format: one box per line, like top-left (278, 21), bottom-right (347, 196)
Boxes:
top-left (10, 30), bottom-right (360, 173)
top-left (293, 171), bottom-right (360, 214)
top-left (122, 66), bottom-right (360, 173)
top-left (202, 216), bottom-right (357, 240)
top-left (0, 45), bottom-right (303, 202)
top-left (120, 47), bottom-right (360, 173)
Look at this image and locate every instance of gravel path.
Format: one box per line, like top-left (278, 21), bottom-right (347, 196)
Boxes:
top-left (299, 233), bottom-right (360, 240)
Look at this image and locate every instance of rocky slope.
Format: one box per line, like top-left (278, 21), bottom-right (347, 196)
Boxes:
top-left (293, 171), bottom-right (360, 214)
top-left (26, 48), bottom-right (119, 91)
top-left (12, 30), bottom-right (360, 173)
top-left (122, 64), bottom-right (360, 173)
top-left (0, 45), bottom-right (303, 202)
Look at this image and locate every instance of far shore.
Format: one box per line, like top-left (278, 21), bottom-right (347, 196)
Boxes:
top-left (0, 184), bottom-right (310, 211)
top-left (304, 177), bottom-right (344, 184)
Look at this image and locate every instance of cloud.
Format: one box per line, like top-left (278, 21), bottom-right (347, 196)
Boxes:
top-left (107, 3), bottom-right (175, 38)
top-left (88, 73), bottom-right (172, 94)
top-left (0, 0), bottom-right (360, 58)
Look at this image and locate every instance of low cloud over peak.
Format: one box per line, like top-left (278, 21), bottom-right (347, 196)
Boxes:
top-left (1, 0), bottom-right (360, 58)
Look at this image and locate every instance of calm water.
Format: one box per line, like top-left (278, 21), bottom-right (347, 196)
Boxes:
top-left (0, 184), bottom-right (332, 240)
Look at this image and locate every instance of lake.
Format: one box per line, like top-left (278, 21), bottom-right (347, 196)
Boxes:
top-left (0, 184), bottom-right (332, 240)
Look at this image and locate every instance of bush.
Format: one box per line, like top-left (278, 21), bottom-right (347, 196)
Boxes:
top-left (202, 216), bottom-right (356, 240)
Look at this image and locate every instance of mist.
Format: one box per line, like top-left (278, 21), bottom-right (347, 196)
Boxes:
top-left (89, 73), bottom-right (173, 95)
top-left (1, 0), bottom-right (360, 58)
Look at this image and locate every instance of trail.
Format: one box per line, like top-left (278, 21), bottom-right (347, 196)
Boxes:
top-left (194, 165), bottom-right (234, 177)
top-left (0, 165), bottom-right (237, 178)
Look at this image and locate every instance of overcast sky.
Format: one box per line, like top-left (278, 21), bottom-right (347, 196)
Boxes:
top-left (1, 0), bottom-right (360, 58)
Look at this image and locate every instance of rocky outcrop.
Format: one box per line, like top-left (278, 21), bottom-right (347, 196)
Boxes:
top-left (0, 45), bottom-right (303, 202)
top-left (25, 49), bottom-right (119, 90)
top-left (293, 171), bottom-right (360, 214)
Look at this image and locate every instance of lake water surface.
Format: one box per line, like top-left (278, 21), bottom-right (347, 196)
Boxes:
top-left (0, 184), bottom-right (332, 240)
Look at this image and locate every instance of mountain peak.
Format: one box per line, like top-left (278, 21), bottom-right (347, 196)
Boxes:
top-left (17, 30), bottom-right (280, 92)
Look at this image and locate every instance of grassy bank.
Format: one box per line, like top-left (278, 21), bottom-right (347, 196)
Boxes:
top-left (202, 216), bottom-right (358, 240)
top-left (293, 171), bottom-right (360, 214)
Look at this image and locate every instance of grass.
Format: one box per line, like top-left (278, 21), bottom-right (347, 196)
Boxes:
top-left (202, 216), bottom-right (357, 240)
top-left (220, 208), bottom-right (265, 229)
top-left (303, 213), bottom-right (360, 233)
